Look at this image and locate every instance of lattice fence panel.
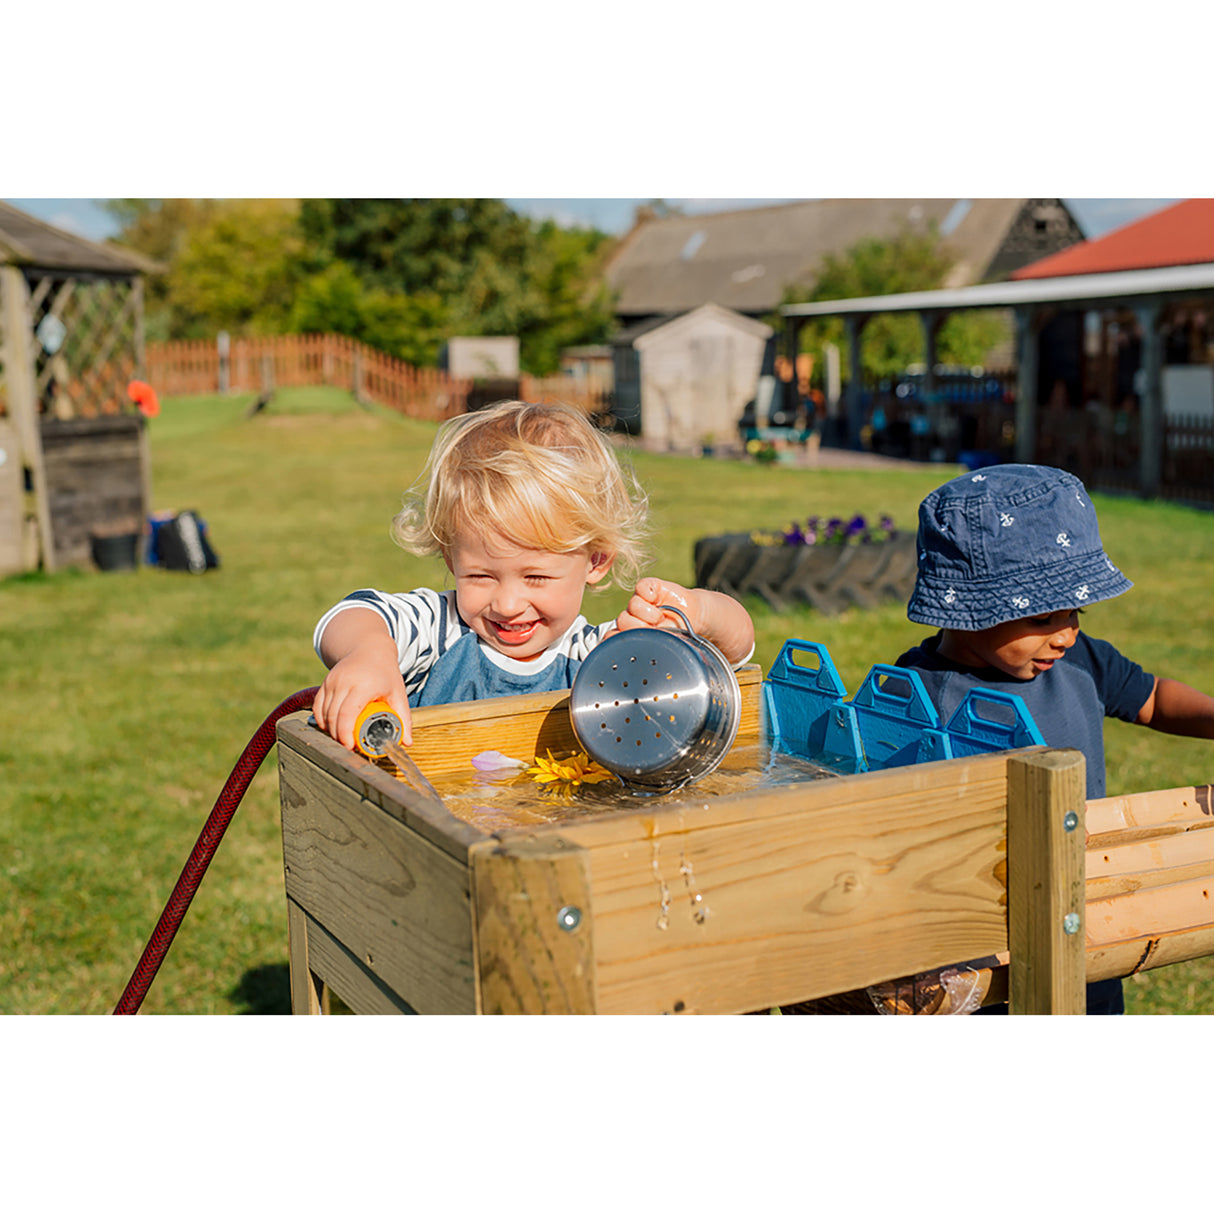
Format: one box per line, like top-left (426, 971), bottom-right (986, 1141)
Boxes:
top-left (27, 274), bottom-right (141, 418)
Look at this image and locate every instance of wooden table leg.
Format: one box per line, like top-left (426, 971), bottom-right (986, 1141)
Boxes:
top-left (287, 898), bottom-right (329, 1015)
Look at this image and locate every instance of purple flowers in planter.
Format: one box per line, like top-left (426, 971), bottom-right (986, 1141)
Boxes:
top-left (783, 513), bottom-right (896, 546)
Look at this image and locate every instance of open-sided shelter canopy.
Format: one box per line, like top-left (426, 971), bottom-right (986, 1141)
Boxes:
top-left (781, 261), bottom-right (1214, 498)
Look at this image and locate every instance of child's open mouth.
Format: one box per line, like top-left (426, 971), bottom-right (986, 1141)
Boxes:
top-left (490, 619), bottom-right (540, 645)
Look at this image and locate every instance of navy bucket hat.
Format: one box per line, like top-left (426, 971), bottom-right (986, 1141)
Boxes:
top-left (907, 464), bottom-right (1132, 630)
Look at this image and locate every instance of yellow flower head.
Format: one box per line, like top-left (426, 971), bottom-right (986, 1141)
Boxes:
top-left (527, 750), bottom-right (617, 797)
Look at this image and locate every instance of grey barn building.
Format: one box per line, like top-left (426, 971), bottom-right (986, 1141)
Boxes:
top-left (604, 199), bottom-right (1086, 326)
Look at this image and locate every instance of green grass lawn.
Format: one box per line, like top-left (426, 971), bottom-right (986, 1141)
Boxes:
top-left (5, 385), bottom-right (1213, 1014)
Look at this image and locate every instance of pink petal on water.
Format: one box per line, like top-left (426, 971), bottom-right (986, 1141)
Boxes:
top-left (471, 750), bottom-right (528, 773)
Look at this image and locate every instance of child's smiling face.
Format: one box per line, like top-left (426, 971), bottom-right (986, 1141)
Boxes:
top-left (446, 527), bottom-right (612, 661)
top-left (939, 609), bottom-right (1081, 680)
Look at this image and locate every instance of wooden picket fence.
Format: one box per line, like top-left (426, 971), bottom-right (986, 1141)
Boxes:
top-left (144, 332), bottom-right (611, 422)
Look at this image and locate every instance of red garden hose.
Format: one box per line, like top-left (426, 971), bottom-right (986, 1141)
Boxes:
top-left (113, 686), bottom-right (318, 1015)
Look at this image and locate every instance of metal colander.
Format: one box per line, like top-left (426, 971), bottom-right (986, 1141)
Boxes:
top-left (570, 606), bottom-right (741, 791)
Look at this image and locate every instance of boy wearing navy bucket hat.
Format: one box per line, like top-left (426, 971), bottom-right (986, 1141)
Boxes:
top-left (897, 464), bottom-right (1214, 1015)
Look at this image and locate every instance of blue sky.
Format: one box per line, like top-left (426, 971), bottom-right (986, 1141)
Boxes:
top-left (1, 197), bottom-right (1185, 244)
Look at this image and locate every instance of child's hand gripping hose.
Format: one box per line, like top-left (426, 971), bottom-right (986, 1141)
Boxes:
top-left (113, 687), bottom-right (319, 1015)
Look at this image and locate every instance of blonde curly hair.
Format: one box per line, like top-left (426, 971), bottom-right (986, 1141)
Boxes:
top-left (392, 400), bottom-right (650, 589)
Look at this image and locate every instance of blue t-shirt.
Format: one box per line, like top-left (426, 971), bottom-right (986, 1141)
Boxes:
top-left (895, 630), bottom-right (1155, 799)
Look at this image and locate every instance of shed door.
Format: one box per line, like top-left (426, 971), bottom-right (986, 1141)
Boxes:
top-left (690, 334), bottom-right (733, 439)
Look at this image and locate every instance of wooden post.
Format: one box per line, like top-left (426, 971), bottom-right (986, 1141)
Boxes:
top-left (1135, 302), bottom-right (1163, 498)
top-left (471, 834), bottom-right (597, 1013)
top-left (217, 331), bottom-right (230, 394)
top-left (0, 265), bottom-right (55, 572)
top-left (1013, 305), bottom-right (1039, 464)
top-left (825, 342), bottom-right (841, 419)
top-left (276, 725), bottom-right (480, 1014)
top-left (136, 417), bottom-right (153, 563)
top-left (132, 276), bottom-right (146, 381)
top-left (0, 417), bottom-right (25, 575)
top-left (1006, 749), bottom-right (1087, 1014)
top-left (844, 314), bottom-right (869, 450)
top-left (286, 900), bottom-right (329, 1015)
top-left (784, 317), bottom-right (803, 423)
top-left (920, 310), bottom-right (946, 398)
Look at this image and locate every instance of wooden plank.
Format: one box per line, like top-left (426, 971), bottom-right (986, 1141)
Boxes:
top-left (403, 664), bottom-right (764, 782)
top-left (277, 745), bottom-right (477, 1014)
top-left (39, 414), bottom-right (146, 566)
top-left (471, 834), bottom-right (597, 1013)
top-left (791, 813), bottom-right (1214, 1012)
top-left (0, 265), bottom-right (54, 571)
top-left (1087, 819), bottom-right (1214, 848)
top-left (407, 692), bottom-right (581, 781)
top-left (1086, 874), bottom-right (1214, 948)
top-left (1085, 783), bottom-right (1214, 836)
top-left (0, 418), bottom-right (25, 576)
top-left (288, 900), bottom-right (416, 1015)
top-left (527, 743), bottom-right (1013, 851)
top-left (1006, 749), bottom-right (1087, 1014)
top-left (277, 714), bottom-right (486, 862)
top-left (286, 897), bottom-right (328, 1014)
top-left (542, 751), bottom-right (1015, 1014)
top-left (1085, 828), bottom-right (1214, 899)
top-left (1087, 921), bottom-right (1214, 984)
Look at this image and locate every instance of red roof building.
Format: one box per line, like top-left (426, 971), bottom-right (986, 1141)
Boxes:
top-left (1011, 198), bottom-right (1213, 279)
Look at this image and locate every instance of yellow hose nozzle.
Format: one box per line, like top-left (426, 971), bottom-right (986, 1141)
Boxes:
top-left (354, 698), bottom-right (403, 757)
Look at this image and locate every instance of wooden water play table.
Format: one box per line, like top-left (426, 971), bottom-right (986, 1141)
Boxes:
top-left (275, 665), bottom-right (1214, 1014)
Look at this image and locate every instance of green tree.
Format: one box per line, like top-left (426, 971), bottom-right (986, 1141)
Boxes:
top-left (512, 220), bottom-right (616, 374)
top-left (298, 199), bottom-right (532, 296)
top-left (103, 199), bottom-right (220, 340)
top-left (105, 199), bottom-right (302, 340)
top-left (288, 262), bottom-right (452, 366)
top-left (103, 198), bottom-right (216, 268)
top-left (297, 199), bottom-right (615, 374)
top-left (778, 225), bottom-right (1006, 384)
top-left (108, 198), bottom-right (617, 372)
top-left (166, 200), bottom-right (303, 338)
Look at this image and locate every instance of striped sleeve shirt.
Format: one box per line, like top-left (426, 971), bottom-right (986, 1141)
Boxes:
top-left (313, 587), bottom-right (614, 706)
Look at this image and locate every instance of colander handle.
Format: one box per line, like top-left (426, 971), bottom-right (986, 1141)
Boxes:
top-left (658, 604), bottom-right (696, 635)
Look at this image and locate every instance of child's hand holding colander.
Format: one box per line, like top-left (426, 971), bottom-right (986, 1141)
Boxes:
top-left (613, 578), bottom-right (755, 668)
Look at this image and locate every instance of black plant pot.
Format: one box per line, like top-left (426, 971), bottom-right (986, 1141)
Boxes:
top-left (91, 532), bottom-right (139, 572)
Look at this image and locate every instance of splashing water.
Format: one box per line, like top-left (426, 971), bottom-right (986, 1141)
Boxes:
top-left (427, 741), bottom-right (837, 833)
top-left (652, 841), bottom-right (672, 931)
top-left (680, 853), bottom-right (710, 925)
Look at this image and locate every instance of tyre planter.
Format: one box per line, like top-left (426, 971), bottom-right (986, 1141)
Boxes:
top-left (694, 530), bottom-right (917, 615)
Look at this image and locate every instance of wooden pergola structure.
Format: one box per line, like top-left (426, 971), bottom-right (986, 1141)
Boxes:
top-left (0, 201), bottom-right (155, 573)
top-left (781, 262), bottom-right (1214, 504)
